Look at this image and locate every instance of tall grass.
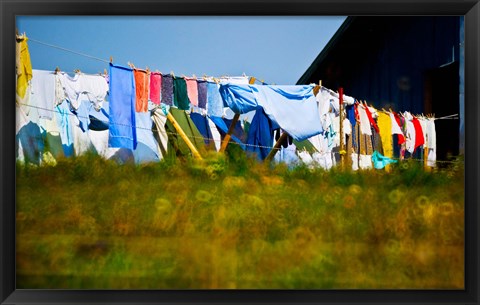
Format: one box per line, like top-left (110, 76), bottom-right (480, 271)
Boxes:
top-left (16, 152), bottom-right (464, 289)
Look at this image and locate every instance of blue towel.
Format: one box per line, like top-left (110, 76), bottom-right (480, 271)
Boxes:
top-left (372, 150), bottom-right (398, 169)
top-left (55, 101), bottom-right (74, 157)
top-left (346, 104), bottom-right (357, 151)
top-left (207, 82), bottom-right (224, 117)
top-left (219, 84), bottom-right (323, 142)
top-left (108, 63), bottom-right (137, 150)
top-left (190, 112), bottom-right (214, 146)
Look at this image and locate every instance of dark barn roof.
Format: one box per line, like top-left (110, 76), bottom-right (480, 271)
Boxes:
top-left (297, 16), bottom-right (461, 114)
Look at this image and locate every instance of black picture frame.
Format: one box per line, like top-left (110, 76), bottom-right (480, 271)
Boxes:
top-left (1, 0), bottom-right (479, 304)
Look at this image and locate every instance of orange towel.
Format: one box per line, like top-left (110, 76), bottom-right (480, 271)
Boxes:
top-left (134, 69), bottom-right (149, 112)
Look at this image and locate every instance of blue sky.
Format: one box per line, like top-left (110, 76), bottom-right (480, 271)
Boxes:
top-left (16, 16), bottom-right (346, 85)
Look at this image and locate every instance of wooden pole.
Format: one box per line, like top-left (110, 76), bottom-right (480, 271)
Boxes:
top-left (265, 132), bottom-right (288, 162)
top-left (338, 87), bottom-right (345, 168)
top-left (166, 111), bottom-right (202, 160)
top-left (219, 113), bottom-right (240, 153)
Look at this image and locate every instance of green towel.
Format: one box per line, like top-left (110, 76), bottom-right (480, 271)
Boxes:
top-left (173, 77), bottom-right (190, 110)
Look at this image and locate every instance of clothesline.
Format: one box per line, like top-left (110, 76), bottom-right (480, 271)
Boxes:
top-left (28, 37), bottom-right (110, 64)
top-left (28, 36), bottom-right (251, 82)
top-left (17, 102), bottom-right (462, 165)
top-left (435, 114), bottom-right (459, 120)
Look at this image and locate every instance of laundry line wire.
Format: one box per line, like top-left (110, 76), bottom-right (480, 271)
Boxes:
top-left (28, 38), bottom-right (110, 64)
top-left (27, 37), bottom-right (257, 82)
top-left (17, 103), bottom-right (462, 165)
top-left (435, 114), bottom-right (459, 120)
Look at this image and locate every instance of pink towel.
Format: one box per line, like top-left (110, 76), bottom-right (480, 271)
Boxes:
top-left (149, 72), bottom-right (162, 105)
top-left (185, 77), bottom-right (198, 107)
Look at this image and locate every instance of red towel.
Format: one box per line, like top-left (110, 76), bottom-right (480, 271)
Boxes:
top-left (363, 105), bottom-right (380, 133)
top-left (412, 117), bottom-right (425, 151)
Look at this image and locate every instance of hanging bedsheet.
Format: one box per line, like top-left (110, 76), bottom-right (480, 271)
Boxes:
top-left (219, 84), bottom-right (323, 142)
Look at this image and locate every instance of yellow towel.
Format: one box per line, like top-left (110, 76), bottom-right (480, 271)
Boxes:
top-left (377, 111), bottom-right (394, 154)
top-left (16, 38), bottom-right (33, 99)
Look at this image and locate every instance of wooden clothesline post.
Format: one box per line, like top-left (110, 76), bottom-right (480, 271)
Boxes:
top-left (219, 113), bottom-right (240, 153)
top-left (338, 87), bottom-right (345, 168)
top-left (165, 111), bottom-right (203, 160)
top-left (265, 132), bottom-right (289, 162)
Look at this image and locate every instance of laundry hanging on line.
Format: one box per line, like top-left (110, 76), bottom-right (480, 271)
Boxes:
top-left (16, 66), bottom-right (441, 169)
top-left (15, 35), bottom-right (442, 169)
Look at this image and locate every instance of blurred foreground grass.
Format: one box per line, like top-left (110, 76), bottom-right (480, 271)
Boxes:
top-left (16, 152), bottom-right (464, 289)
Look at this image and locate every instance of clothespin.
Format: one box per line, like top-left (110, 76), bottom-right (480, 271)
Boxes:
top-left (170, 71), bottom-right (175, 78)
top-left (319, 80), bottom-right (322, 87)
top-left (16, 30), bottom-right (25, 40)
top-left (54, 67), bottom-right (60, 74)
top-left (146, 67), bottom-right (151, 74)
top-left (249, 76), bottom-right (256, 84)
top-left (193, 74), bottom-right (197, 79)
top-left (110, 56), bottom-right (113, 64)
top-left (128, 62), bottom-right (135, 69)
top-left (103, 69), bottom-right (108, 75)
top-left (74, 69), bottom-right (81, 74)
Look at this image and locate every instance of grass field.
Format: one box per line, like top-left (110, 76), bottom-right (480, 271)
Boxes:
top-left (16, 152), bottom-right (464, 289)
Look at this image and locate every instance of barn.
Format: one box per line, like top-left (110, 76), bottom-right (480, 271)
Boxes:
top-left (297, 16), bottom-right (465, 161)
